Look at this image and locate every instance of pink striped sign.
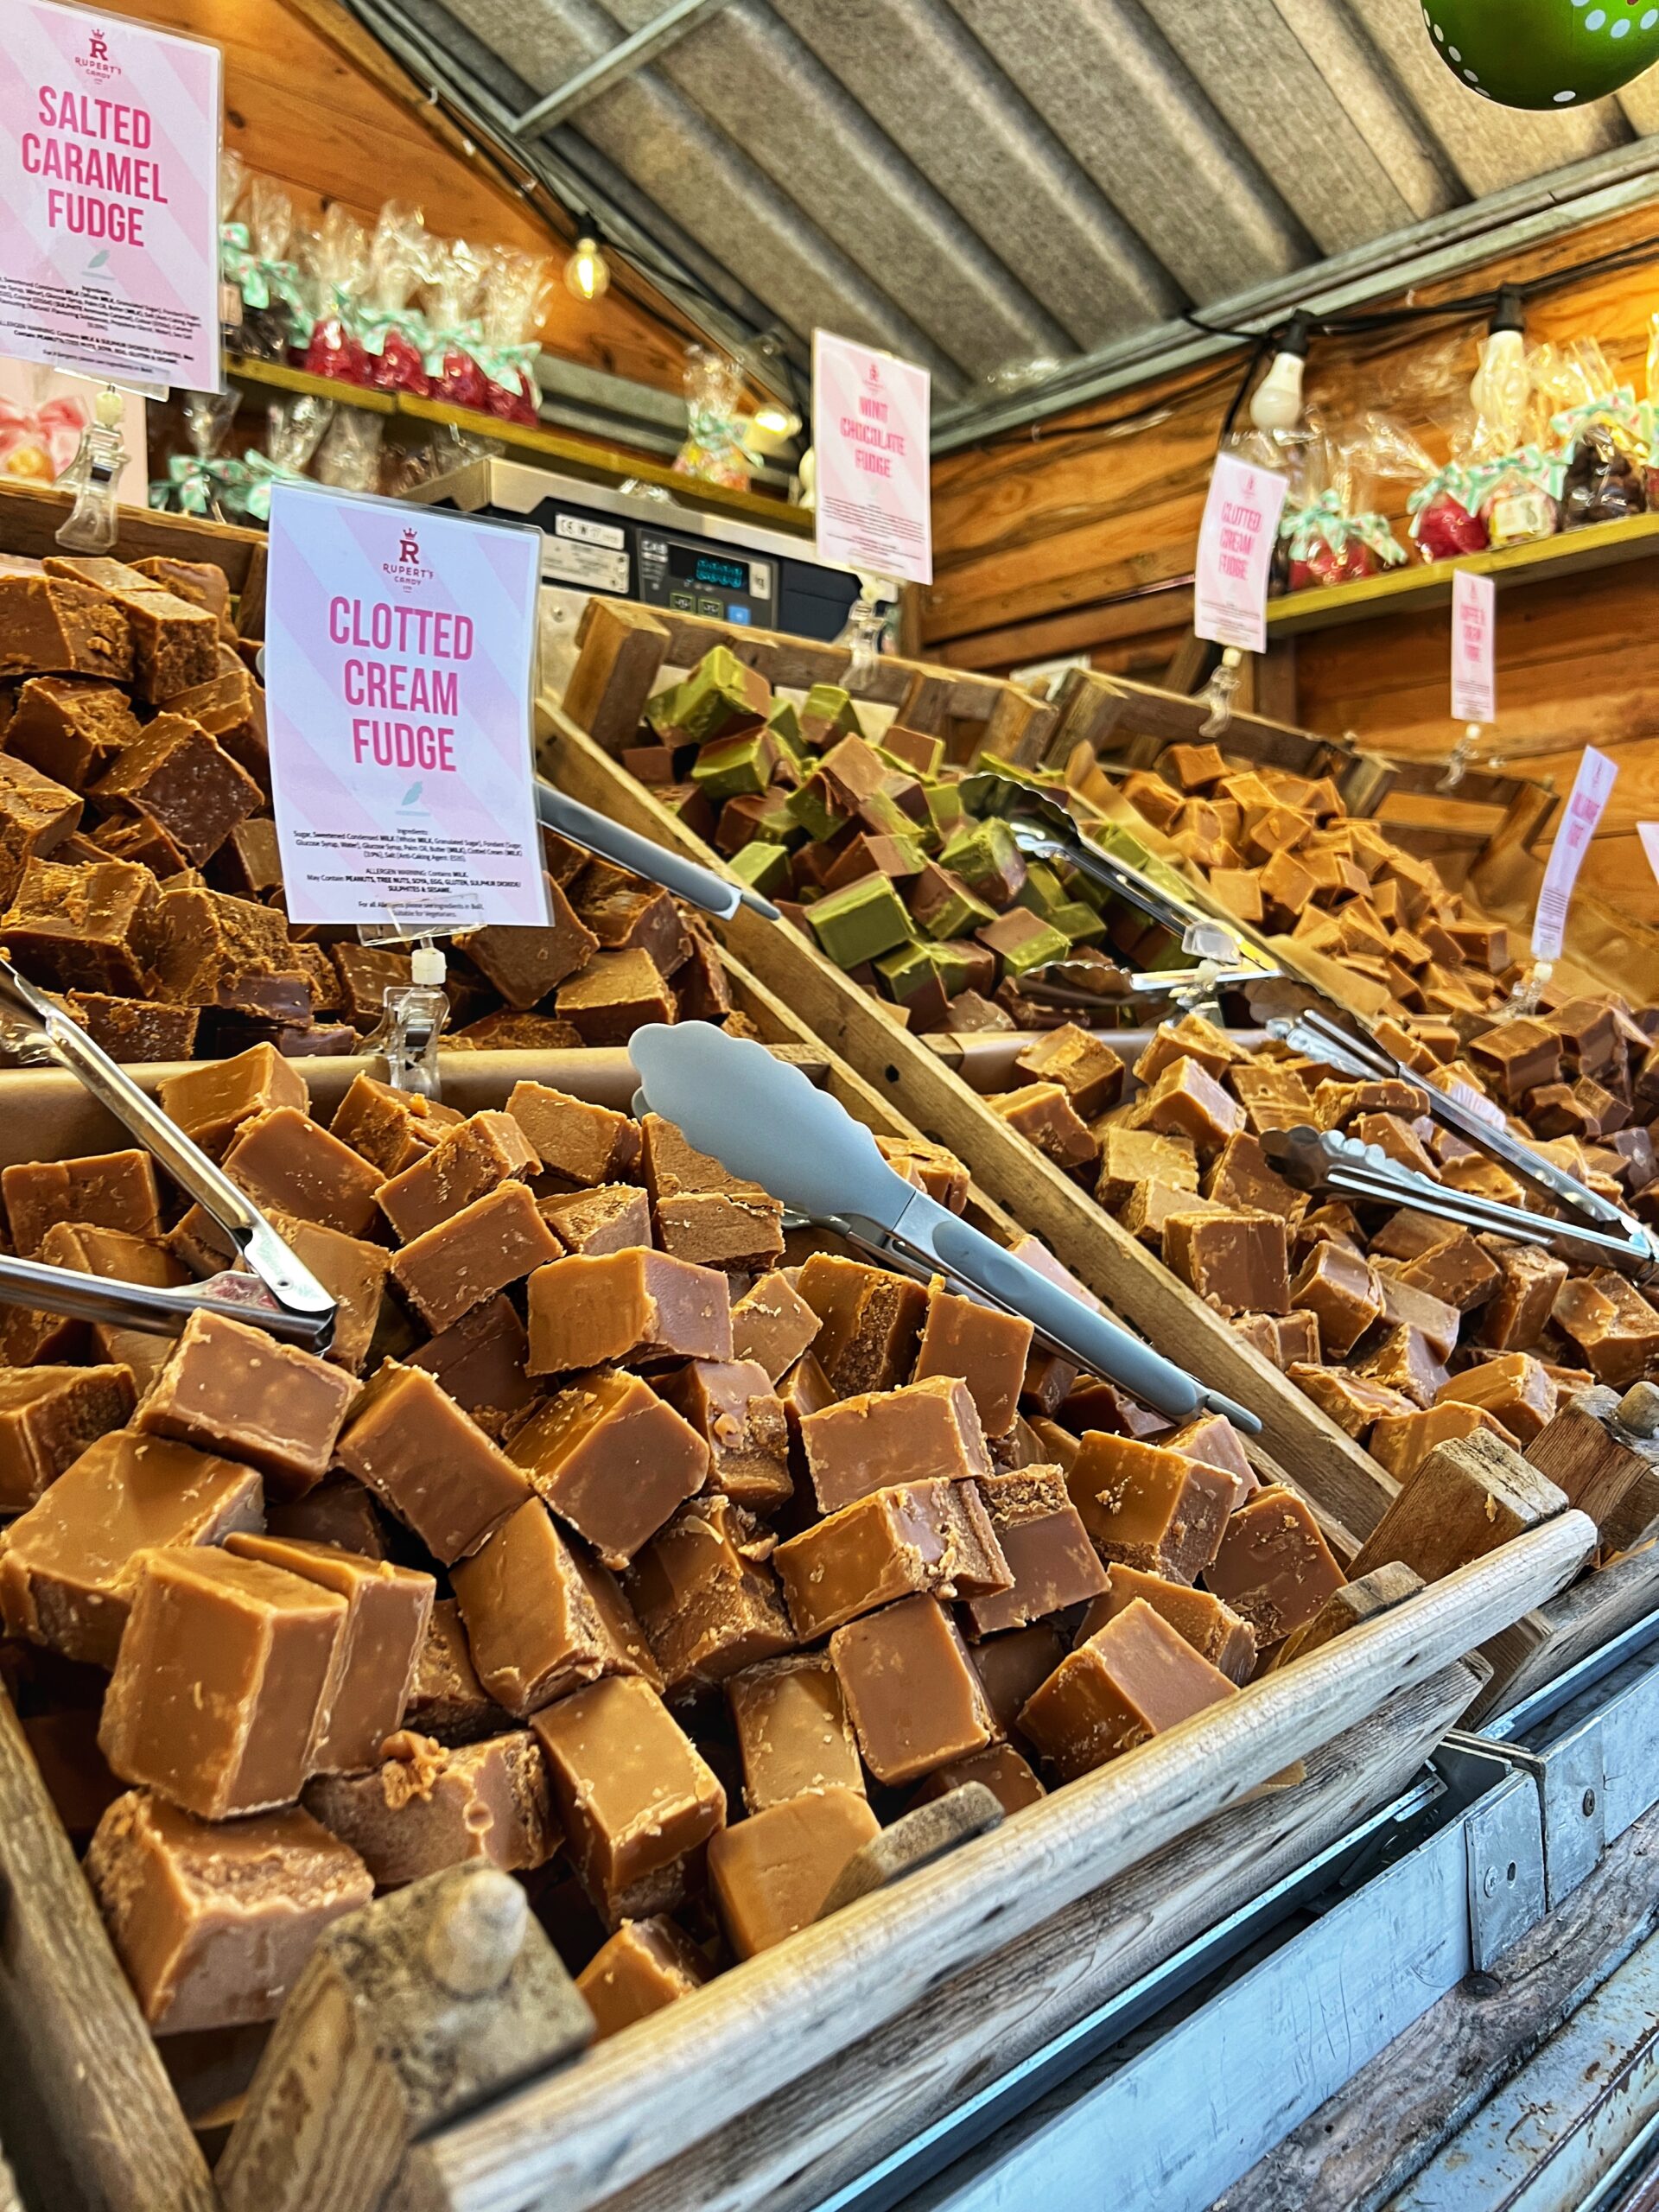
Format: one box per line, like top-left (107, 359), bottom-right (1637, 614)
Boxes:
top-left (0, 1), bottom-right (221, 390)
top-left (264, 483), bottom-right (550, 933)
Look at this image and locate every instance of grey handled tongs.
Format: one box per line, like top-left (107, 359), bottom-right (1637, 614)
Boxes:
top-left (1259, 1001), bottom-right (1657, 1281)
top-left (0, 956), bottom-right (338, 1349)
top-left (533, 779), bottom-right (780, 923)
top-left (629, 1021), bottom-right (1262, 1431)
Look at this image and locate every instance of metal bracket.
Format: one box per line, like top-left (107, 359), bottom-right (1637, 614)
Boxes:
top-left (1434, 1744), bottom-right (1548, 1970)
top-left (1446, 1726), bottom-right (1605, 1911)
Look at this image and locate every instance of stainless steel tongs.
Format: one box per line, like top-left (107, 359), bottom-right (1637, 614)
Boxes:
top-left (0, 956), bottom-right (338, 1349)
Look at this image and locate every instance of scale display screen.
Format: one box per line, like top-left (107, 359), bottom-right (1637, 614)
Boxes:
top-left (667, 543), bottom-right (751, 594)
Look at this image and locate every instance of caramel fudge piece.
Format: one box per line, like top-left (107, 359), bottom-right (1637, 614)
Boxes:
top-left (1122, 1181), bottom-right (1225, 1249)
top-left (875, 1135), bottom-right (972, 1212)
top-left (801, 1375), bottom-right (993, 1514)
top-left (92, 715), bottom-right (262, 866)
top-left (1141, 1057), bottom-right (1243, 1154)
top-left (911, 1284), bottom-right (1033, 1440)
top-left (912, 1742), bottom-right (1045, 1814)
top-left (0, 1431), bottom-right (263, 1667)
top-left (390, 1183), bottom-right (563, 1336)
top-left (1371, 1402), bottom-right (1511, 1480)
top-left (659, 1358), bottom-right (791, 1512)
top-left (1353, 1323), bottom-right (1448, 1409)
top-left (330, 942), bottom-right (412, 1030)
top-left (1387, 1228), bottom-right (1501, 1312)
top-left (86, 1793), bottom-right (371, 2034)
top-left (1202, 1133), bottom-right (1304, 1220)
top-left (328, 1074), bottom-right (445, 1177)
top-left (0, 854), bottom-right (160, 994)
top-left (225, 1535), bottom-right (433, 1774)
top-left (506, 1082), bottom-right (639, 1186)
top-left (0, 571), bottom-right (132, 679)
top-left (378, 1111), bottom-right (538, 1242)
top-left (970, 1623), bottom-right (1065, 1739)
top-left (1014, 1024), bottom-right (1125, 1118)
top-left (991, 1084), bottom-right (1099, 1179)
top-left (221, 1107), bottom-right (385, 1238)
top-left (304, 1729), bottom-right (559, 1885)
top-left (532, 1675), bottom-right (726, 1927)
top-left (507, 1371), bottom-right (708, 1567)
top-left (1468, 1017), bottom-right (1560, 1102)
top-left (625, 1496), bottom-right (795, 1693)
top-left (132, 555), bottom-right (235, 638)
top-left (709, 1786), bottom-right (881, 1959)
top-left (65, 990), bottom-right (200, 1063)
top-left (1065, 1434), bottom-right (1234, 1582)
top-left (556, 949), bottom-right (676, 1045)
top-left (404, 1599), bottom-right (504, 1746)
top-left (775, 1478), bottom-right (1010, 1641)
top-left (830, 1596), bottom-right (997, 1787)
top-left (727, 1652), bottom-right (865, 1813)
top-left (2, 1147), bottom-right (160, 1253)
top-left (1134, 1013), bottom-right (1246, 1088)
top-left (136, 1311), bottom-right (354, 1502)
top-left (1020, 1599), bottom-right (1237, 1781)
top-left (963, 1465), bottom-right (1107, 1637)
top-left (1166, 1411), bottom-right (1256, 1509)
top-left (730, 1275), bottom-right (822, 1383)
top-left (527, 1249), bottom-right (731, 1376)
top-left (578, 1915), bottom-right (709, 2039)
top-left (795, 1254), bottom-right (928, 1396)
top-left (337, 1363), bottom-right (531, 1565)
top-left (1205, 1486), bottom-right (1344, 1649)
top-left (640, 1113), bottom-right (784, 1274)
top-left (45, 556), bottom-right (216, 700)
top-left (539, 1185), bottom-right (653, 1258)
top-left (262, 1214), bottom-right (386, 1378)
top-left (0, 1364), bottom-right (136, 1511)
top-left (1078, 1566), bottom-right (1255, 1684)
top-left (1166, 1208), bottom-right (1290, 1319)
top-left (406, 1294), bottom-right (537, 1428)
top-left (266, 1474), bottom-right (388, 1560)
top-left (1376, 1274), bottom-right (1461, 1364)
top-left (157, 1043), bottom-right (308, 1157)
top-left (99, 1548), bottom-right (346, 1819)
top-left (1551, 1273), bottom-right (1659, 1387)
top-left (6, 676), bottom-right (138, 785)
top-left (1438, 1355), bottom-right (1556, 1445)
top-left (1478, 1243), bottom-right (1571, 1352)
top-left (454, 877), bottom-right (599, 1009)
top-left (148, 885), bottom-right (299, 1015)
top-left (1288, 1363), bottom-right (1414, 1439)
top-left (451, 1499), bottom-right (657, 1716)
top-left (0, 750), bottom-right (79, 899)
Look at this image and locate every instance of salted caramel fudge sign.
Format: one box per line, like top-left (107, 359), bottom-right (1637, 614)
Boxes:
top-left (0, 1), bottom-right (222, 390)
top-left (264, 483), bottom-right (550, 932)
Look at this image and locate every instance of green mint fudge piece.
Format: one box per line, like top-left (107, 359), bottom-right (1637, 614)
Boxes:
top-left (909, 861), bottom-right (998, 943)
top-left (786, 775), bottom-right (848, 842)
top-left (874, 940), bottom-right (941, 1003)
top-left (649, 645), bottom-right (768, 746)
top-left (690, 728), bottom-right (780, 801)
top-left (807, 873), bottom-right (915, 969)
top-left (977, 908), bottom-right (1071, 976)
top-left (801, 683), bottom-right (864, 745)
top-left (729, 841), bottom-right (793, 895)
top-left (1050, 899), bottom-right (1108, 944)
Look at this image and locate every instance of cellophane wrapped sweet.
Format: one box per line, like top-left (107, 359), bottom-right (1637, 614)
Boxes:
top-left (473, 247), bottom-right (549, 425)
top-left (674, 346), bottom-right (753, 489)
top-left (361, 205), bottom-right (433, 397)
top-left (1533, 337), bottom-right (1646, 531)
top-left (1461, 335), bottom-right (1558, 550)
top-left (152, 390), bottom-right (240, 518)
top-left (233, 394), bottom-right (335, 520)
top-left (1277, 426), bottom-right (1408, 591)
top-left (314, 409), bottom-right (385, 493)
top-left (1392, 405), bottom-right (1489, 562)
top-left (423, 238), bottom-right (493, 413)
top-left (301, 206), bottom-right (372, 386)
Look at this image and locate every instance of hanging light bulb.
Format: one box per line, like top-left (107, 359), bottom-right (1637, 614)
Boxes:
top-left (563, 228), bottom-right (611, 302)
top-left (752, 402), bottom-right (801, 441)
top-left (1470, 285), bottom-right (1525, 422)
top-left (1249, 311), bottom-right (1313, 435)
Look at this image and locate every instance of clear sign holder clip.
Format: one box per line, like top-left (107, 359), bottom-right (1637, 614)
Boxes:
top-left (1198, 646), bottom-right (1243, 738)
top-left (1498, 957), bottom-right (1554, 1023)
top-left (54, 386), bottom-right (129, 554)
top-left (355, 917), bottom-right (451, 1098)
top-left (1439, 722), bottom-right (1481, 791)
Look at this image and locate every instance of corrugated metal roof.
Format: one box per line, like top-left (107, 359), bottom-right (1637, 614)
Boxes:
top-left (360, 0), bottom-right (1659, 417)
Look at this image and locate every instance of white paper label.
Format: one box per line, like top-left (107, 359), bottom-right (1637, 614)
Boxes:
top-left (542, 535), bottom-right (630, 594)
top-left (1533, 746), bottom-right (1618, 963)
top-left (1450, 568), bottom-right (1496, 727)
top-left (812, 329), bottom-right (932, 586)
top-left (556, 512), bottom-right (625, 550)
top-left (1193, 452), bottom-right (1288, 655)
top-left (1640, 823), bottom-right (1659, 887)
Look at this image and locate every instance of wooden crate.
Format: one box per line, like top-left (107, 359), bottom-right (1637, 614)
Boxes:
top-left (538, 691), bottom-right (1659, 1705)
top-left (0, 478), bottom-right (269, 635)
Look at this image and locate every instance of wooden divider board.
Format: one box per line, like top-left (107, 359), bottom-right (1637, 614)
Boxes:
top-left (0, 479), bottom-right (269, 633)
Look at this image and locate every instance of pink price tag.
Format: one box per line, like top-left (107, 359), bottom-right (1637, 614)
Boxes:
top-left (812, 330), bottom-right (932, 587)
top-left (1533, 746), bottom-right (1618, 963)
top-left (1450, 569), bottom-right (1496, 727)
top-left (0, 2), bottom-right (222, 391)
top-left (264, 484), bottom-right (550, 935)
top-left (1193, 452), bottom-right (1288, 655)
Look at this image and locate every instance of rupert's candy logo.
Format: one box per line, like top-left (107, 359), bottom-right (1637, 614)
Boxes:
top-left (77, 28), bottom-right (120, 79)
top-left (382, 527), bottom-right (433, 588)
top-left (398, 528), bottom-right (419, 563)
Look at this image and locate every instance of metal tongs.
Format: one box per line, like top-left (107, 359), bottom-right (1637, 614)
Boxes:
top-left (0, 957), bottom-right (338, 1350)
top-left (533, 779), bottom-right (780, 924)
top-left (1258, 1001), bottom-right (1658, 1282)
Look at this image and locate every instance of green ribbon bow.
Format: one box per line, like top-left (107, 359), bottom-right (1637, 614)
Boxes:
top-left (1406, 461), bottom-right (1480, 534)
top-left (1549, 386), bottom-right (1641, 457)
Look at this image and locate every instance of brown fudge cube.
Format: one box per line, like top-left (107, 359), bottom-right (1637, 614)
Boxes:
top-left (506, 1081), bottom-right (639, 1186)
top-left (708, 1786), bottom-right (881, 1958)
top-left (44, 556), bottom-right (216, 700)
top-left (1078, 1566), bottom-right (1256, 1684)
top-left (1291, 1242), bottom-right (1382, 1359)
top-left (0, 1364), bottom-right (137, 1512)
top-left (1478, 1243), bottom-right (1570, 1351)
top-left (303, 1729), bottom-right (559, 1885)
top-left (221, 1107), bottom-right (385, 1238)
top-left (450, 1499), bottom-right (658, 1717)
top-left (213, 815), bottom-right (284, 902)
top-left (1202, 1132), bottom-right (1305, 1220)
top-left (0, 750), bottom-right (79, 899)
top-left (875, 1135), bottom-right (971, 1211)
top-left (775, 1477), bottom-right (1010, 1641)
top-left (911, 1284), bottom-right (1033, 1440)
top-left (261, 1214), bottom-right (386, 1378)
top-left (578, 1915), bottom-right (709, 2038)
top-left (726, 1651), bottom-right (865, 1813)
top-left (0, 571), bottom-right (132, 679)
top-left (0, 1430), bottom-right (263, 1667)
top-left (1020, 1599), bottom-right (1236, 1779)
top-left (158, 1043), bottom-right (308, 1156)
top-left (1014, 1024), bottom-right (1125, 1118)
top-left (454, 876), bottom-right (599, 1009)
top-left (390, 1182), bottom-right (563, 1335)
top-left (404, 1599), bottom-right (504, 1745)
top-left (91, 715), bottom-right (262, 865)
top-left (970, 1621), bottom-right (1066, 1738)
top-left (337, 1362), bottom-right (531, 1566)
top-left (378, 1111), bottom-right (538, 1242)
top-left (556, 949), bottom-right (676, 1044)
top-left (1134, 1014), bottom-right (1245, 1088)
top-left (1352, 1324), bottom-right (1448, 1409)
top-left (795, 1254), bottom-right (928, 1396)
top-left (507, 1371), bottom-right (708, 1567)
top-left (1205, 1486), bottom-right (1345, 1648)
top-left (1166, 1208), bottom-right (1290, 1319)
top-left (532, 1675), bottom-right (727, 1926)
top-left (65, 991), bottom-right (200, 1062)
top-left (148, 885), bottom-right (301, 1018)
top-left (963, 1464), bottom-right (1108, 1637)
top-left (1389, 1229), bottom-right (1502, 1312)
top-left (991, 1084), bottom-right (1100, 1179)
top-left (330, 942), bottom-right (411, 1029)
top-left (86, 1793), bottom-right (371, 2033)
top-left (1097, 1128), bottom-right (1200, 1211)
top-left (1, 853), bottom-right (161, 994)
top-left (1142, 1057), bottom-right (1243, 1155)
top-left (1165, 1412), bottom-right (1256, 1509)
top-left (830, 1595), bottom-right (997, 1786)
top-left (6, 676), bottom-right (139, 786)
top-left (1122, 1181), bottom-right (1226, 1249)
top-left (405, 1294), bottom-right (537, 1428)
top-left (2, 1147), bottom-right (161, 1254)
top-left (578, 881), bottom-right (691, 974)
top-left (1376, 1274), bottom-right (1461, 1363)
top-left (1371, 1402), bottom-right (1512, 1479)
top-left (136, 1310), bottom-right (354, 1502)
top-left (659, 1358), bottom-right (791, 1512)
top-left (526, 1249), bottom-right (732, 1376)
top-left (132, 556), bottom-right (235, 638)
top-left (328, 1072), bottom-right (444, 1177)
top-left (99, 1548), bottom-right (347, 1819)
top-left (1469, 1018), bottom-right (1560, 1102)
top-left (161, 666), bottom-right (266, 780)
top-left (1065, 1433), bottom-right (1234, 1582)
top-left (801, 1375), bottom-right (993, 1514)
top-left (1552, 1273), bottom-right (1659, 1387)
top-left (640, 1111), bottom-right (784, 1274)
top-left (539, 1184), bottom-right (653, 1256)
top-left (1289, 1363), bottom-right (1415, 1438)
top-left (1438, 1354), bottom-right (1556, 1444)
top-left (625, 1496), bottom-right (795, 1693)
top-left (266, 1475), bottom-right (388, 1560)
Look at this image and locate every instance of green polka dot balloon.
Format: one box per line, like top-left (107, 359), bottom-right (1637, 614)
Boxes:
top-left (1423, 0), bottom-right (1659, 106)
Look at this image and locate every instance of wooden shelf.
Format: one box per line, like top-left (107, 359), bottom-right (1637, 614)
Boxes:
top-left (226, 354), bottom-right (397, 413)
top-left (1265, 510), bottom-right (1659, 635)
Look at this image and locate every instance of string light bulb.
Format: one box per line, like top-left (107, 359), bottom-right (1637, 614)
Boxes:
top-left (563, 230), bottom-right (611, 302)
top-left (741, 401), bottom-right (802, 456)
top-left (1470, 284), bottom-right (1525, 423)
top-left (1249, 310), bottom-right (1312, 434)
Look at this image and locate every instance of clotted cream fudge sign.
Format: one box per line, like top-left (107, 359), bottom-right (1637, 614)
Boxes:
top-left (0, 0), bottom-right (222, 391)
top-left (264, 483), bottom-right (551, 933)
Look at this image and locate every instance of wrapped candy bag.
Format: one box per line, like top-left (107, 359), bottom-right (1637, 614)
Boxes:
top-left (1277, 427), bottom-right (1408, 591)
top-left (223, 173), bottom-right (309, 363)
top-left (474, 247), bottom-right (548, 425)
top-left (152, 389), bottom-right (241, 518)
top-left (674, 346), bottom-right (753, 489)
top-left (423, 238), bottom-right (492, 413)
top-left (1533, 337), bottom-right (1645, 530)
top-left (314, 408), bottom-right (385, 493)
top-left (361, 205), bottom-right (432, 397)
top-left (1476, 448), bottom-right (1560, 550)
top-left (236, 394), bottom-right (334, 519)
top-left (0, 364), bottom-right (91, 486)
top-left (301, 205), bottom-right (371, 386)
top-left (1357, 410), bottom-right (1491, 563)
